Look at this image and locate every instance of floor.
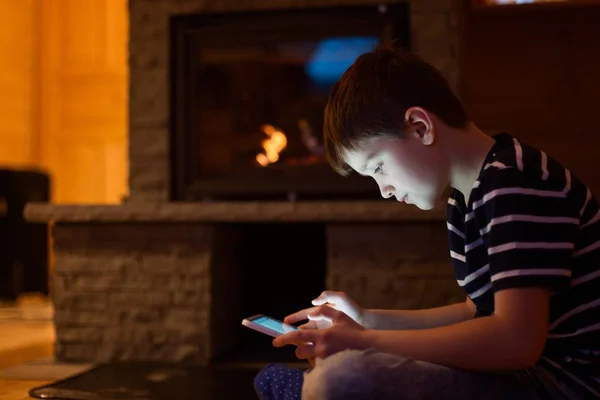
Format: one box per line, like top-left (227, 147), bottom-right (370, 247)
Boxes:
top-left (0, 294), bottom-right (55, 399)
top-left (26, 362), bottom-right (265, 399)
top-left (0, 380), bottom-right (51, 400)
top-left (0, 295), bottom-right (307, 399)
top-left (0, 294), bottom-right (54, 371)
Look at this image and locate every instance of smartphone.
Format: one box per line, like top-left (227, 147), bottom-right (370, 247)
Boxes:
top-left (242, 314), bottom-right (297, 338)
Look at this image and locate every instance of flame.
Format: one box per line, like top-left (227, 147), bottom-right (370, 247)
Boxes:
top-left (256, 124), bottom-right (287, 167)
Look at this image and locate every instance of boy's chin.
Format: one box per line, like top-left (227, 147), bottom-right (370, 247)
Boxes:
top-left (411, 197), bottom-right (436, 211)
top-left (415, 203), bottom-right (435, 211)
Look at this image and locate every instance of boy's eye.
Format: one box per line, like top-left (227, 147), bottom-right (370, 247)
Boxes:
top-left (374, 164), bottom-right (383, 174)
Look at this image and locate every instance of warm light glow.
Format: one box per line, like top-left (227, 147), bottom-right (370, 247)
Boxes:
top-left (483, 0), bottom-right (567, 4)
top-left (255, 153), bottom-right (269, 167)
top-left (256, 124), bottom-right (288, 167)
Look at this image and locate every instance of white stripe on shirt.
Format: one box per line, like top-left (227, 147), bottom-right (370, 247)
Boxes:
top-left (488, 242), bottom-right (573, 255)
top-left (548, 298), bottom-right (600, 330)
top-left (540, 150), bottom-right (549, 180)
top-left (465, 238), bottom-right (483, 252)
top-left (469, 282), bottom-right (492, 299)
top-left (472, 187), bottom-right (566, 211)
top-left (457, 264), bottom-right (489, 287)
top-left (465, 212), bottom-right (475, 222)
top-left (447, 222), bottom-right (465, 239)
top-left (491, 268), bottom-right (571, 282)
top-left (572, 270), bottom-right (600, 287)
top-left (480, 215), bottom-right (578, 236)
top-left (580, 188), bottom-right (592, 217)
top-left (513, 138), bottom-right (524, 171)
top-left (547, 322), bottom-right (600, 339)
top-left (542, 357), bottom-right (600, 397)
top-left (563, 169), bottom-right (572, 195)
top-left (574, 239), bottom-right (600, 257)
top-left (484, 161), bottom-right (508, 170)
top-left (450, 251), bottom-right (465, 262)
top-left (581, 209), bottom-right (600, 230)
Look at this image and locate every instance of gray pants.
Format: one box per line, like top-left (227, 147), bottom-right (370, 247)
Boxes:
top-left (301, 349), bottom-right (590, 400)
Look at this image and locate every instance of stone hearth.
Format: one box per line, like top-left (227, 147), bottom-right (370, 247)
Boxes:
top-left (24, 0), bottom-right (465, 365)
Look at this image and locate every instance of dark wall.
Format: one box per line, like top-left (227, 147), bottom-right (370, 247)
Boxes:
top-left (462, 4), bottom-right (600, 194)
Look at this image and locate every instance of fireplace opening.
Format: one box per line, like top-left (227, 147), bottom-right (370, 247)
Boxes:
top-left (210, 223), bottom-right (326, 366)
top-left (170, 4), bottom-right (411, 201)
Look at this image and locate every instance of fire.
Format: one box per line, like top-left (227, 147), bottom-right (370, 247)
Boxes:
top-left (256, 124), bottom-right (287, 167)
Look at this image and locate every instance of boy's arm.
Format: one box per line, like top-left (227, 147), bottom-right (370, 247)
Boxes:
top-left (361, 164), bottom-right (577, 370)
top-left (363, 296), bottom-right (476, 330)
top-left (362, 286), bottom-right (550, 370)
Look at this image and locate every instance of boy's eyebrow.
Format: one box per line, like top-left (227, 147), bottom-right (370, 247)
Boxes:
top-left (360, 152), bottom-right (377, 173)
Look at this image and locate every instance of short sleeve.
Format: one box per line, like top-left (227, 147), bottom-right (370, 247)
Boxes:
top-left (476, 167), bottom-right (579, 293)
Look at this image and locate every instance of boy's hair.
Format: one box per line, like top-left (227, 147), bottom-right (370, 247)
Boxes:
top-left (323, 44), bottom-right (469, 175)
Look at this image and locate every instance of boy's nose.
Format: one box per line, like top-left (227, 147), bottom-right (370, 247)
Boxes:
top-left (379, 184), bottom-right (395, 199)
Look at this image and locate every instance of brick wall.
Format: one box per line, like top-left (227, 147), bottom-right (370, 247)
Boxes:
top-left (327, 224), bottom-right (464, 310)
top-left (52, 223), bottom-right (214, 363)
top-left (51, 219), bottom-right (461, 364)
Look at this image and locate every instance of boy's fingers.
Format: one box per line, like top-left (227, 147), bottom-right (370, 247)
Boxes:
top-left (284, 307), bottom-right (318, 324)
top-left (273, 330), bottom-right (316, 347)
top-left (312, 290), bottom-right (347, 306)
top-left (308, 304), bottom-right (343, 322)
top-left (311, 296), bottom-right (327, 305)
top-left (312, 290), bottom-right (336, 305)
top-left (298, 321), bottom-right (318, 330)
top-left (295, 344), bottom-right (316, 360)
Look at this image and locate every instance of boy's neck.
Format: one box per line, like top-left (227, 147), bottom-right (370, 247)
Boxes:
top-left (445, 122), bottom-right (495, 204)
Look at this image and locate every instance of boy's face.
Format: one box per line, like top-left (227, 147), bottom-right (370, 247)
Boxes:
top-left (342, 127), bottom-right (448, 210)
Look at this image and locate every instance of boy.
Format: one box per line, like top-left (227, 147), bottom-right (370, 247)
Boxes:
top-left (254, 45), bottom-right (600, 399)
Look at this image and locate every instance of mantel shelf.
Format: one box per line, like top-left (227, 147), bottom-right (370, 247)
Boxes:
top-left (24, 201), bottom-right (447, 223)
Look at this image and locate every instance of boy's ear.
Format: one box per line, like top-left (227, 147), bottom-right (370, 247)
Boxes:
top-left (404, 107), bottom-right (435, 146)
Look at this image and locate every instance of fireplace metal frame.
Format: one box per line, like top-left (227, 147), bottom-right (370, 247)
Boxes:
top-left (169, 3), bottom-right (411, 201)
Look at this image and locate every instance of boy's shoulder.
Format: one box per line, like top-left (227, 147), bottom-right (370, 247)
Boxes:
top-left (479, 133), bottom-right (575, 195)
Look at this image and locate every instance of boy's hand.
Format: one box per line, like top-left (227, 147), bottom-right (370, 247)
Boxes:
top-left (284, 290), bottom-right (366, 327)
top-left (274, 305), bottom-right (367, 360)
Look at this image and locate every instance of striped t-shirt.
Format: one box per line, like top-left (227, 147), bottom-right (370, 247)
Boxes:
top-left (447, 132), bottom-right (600, 397)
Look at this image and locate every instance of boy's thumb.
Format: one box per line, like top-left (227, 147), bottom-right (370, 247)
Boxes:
top-left (311, 295), bottom-right (327, 305)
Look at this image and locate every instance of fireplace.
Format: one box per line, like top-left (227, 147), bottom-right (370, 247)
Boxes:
top-left (170, 4), bottom-right (411, 201)
top-left (25, 0), bottom-right (466, 368)
top-left (210, 223), bottom-right (328, 365)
